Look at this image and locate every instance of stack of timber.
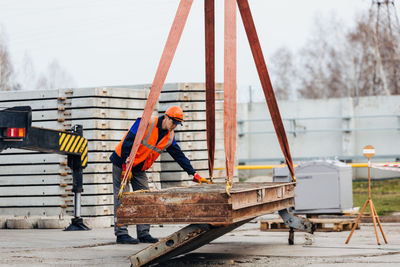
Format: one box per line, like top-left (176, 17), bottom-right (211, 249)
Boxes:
top-left (0, 83), bottom-right (237, 227)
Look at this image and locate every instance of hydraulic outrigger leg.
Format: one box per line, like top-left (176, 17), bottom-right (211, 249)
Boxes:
top-left (64, 125), bottom-right (90, 231)
top-left (279, 209), bottom-right (315, 245)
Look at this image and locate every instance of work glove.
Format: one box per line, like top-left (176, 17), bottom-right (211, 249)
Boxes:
top-left (192, 173), bottom-right (211, 184)
top-left (121, 163), bottom-right (132, 180)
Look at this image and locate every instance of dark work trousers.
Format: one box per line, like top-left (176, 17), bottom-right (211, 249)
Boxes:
top-left (112, 164), bottom-right (150, 238)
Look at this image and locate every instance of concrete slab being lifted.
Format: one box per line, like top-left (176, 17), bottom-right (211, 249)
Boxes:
top-left (117, 182), bottom-right (295, 225)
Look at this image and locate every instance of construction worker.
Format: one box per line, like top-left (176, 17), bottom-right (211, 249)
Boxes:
top-left (110, 105), bottom-right (209, 244)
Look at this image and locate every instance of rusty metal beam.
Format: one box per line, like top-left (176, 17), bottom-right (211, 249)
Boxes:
top-left (130, 218), bottom-right (253, 267)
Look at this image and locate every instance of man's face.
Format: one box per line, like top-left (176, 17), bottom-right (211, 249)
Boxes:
top-left (164, 116), bottom-right (178, 131)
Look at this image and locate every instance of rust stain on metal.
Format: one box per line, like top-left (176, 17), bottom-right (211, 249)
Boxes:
top-left (117, 182), bottom-right (294, 225)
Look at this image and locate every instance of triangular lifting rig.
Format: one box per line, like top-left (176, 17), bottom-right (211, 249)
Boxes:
top-left (118, 0), bottom-right (296, 198)
top-left (117, 1), bottom-right (314, 265)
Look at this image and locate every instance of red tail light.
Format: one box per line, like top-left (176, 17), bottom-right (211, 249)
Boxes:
top-left (7, 128), bottom-right (26, 138)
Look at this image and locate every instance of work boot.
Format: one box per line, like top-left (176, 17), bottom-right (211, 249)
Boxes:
top-left (116, 234), bottom-right (139, 244)
top-left (138, 235), bottom-right (159, 243)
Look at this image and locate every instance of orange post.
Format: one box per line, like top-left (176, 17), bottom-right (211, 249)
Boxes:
top-left (345, 145), bottom-right (387, 245)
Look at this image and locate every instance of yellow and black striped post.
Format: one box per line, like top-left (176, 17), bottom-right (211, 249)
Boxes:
top-left (59, 132), bottom-right (88, 167)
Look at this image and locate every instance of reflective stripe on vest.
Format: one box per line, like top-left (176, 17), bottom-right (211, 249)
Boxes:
top-left (114, 117), bottom-right (174, 170)
top-left (141, 117), bottom-right (174, 153)
top-left (135, 117), bottom-right (174, 170)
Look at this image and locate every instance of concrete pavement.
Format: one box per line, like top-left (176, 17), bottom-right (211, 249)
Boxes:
top-left (1, 222), bottom-right (400, 266)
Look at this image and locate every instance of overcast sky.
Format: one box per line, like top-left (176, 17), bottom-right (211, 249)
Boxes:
top-left (0, 0), bottom-right (396, 94)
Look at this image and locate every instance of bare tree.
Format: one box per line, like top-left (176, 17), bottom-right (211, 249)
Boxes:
top-left (0, 26), bottom-right (15, 91)
top-left (269, 47), bottom-right (296, 100)
top-left (347, 16), bottom-right (378, 96)
top-left (347, 5), bottom-right (400, 97)
top-left (297, 15), bottom-right (353, 99)
top-left (16, 52), bottom-right (37, 90)
top-left (36, 59), bottom-right (76, 90)
top-left (271, 6), bottom-right (400, 99)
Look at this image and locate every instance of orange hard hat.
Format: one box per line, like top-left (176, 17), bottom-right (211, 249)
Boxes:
top-left (165, 106), bottom-right (184, 124)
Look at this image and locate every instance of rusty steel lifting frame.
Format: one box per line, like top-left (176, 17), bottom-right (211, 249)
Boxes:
top-left (120, 183), bottom-right (313, 266)
top-left (117, 0), bottom-right (313, 265)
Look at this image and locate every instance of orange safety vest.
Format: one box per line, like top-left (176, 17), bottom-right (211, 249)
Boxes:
top-left (114, 117), bottom-right (174, 171)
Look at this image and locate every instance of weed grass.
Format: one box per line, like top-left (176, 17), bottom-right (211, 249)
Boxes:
top-left (353, 179), bottom-right (400, 216)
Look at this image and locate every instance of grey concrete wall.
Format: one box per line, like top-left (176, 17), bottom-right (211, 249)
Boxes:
top-left (238, 95), bottom-right (400, 179)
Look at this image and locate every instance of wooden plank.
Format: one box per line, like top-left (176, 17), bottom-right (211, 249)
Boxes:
top-left (260, 218), bottom-right (358, 232)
